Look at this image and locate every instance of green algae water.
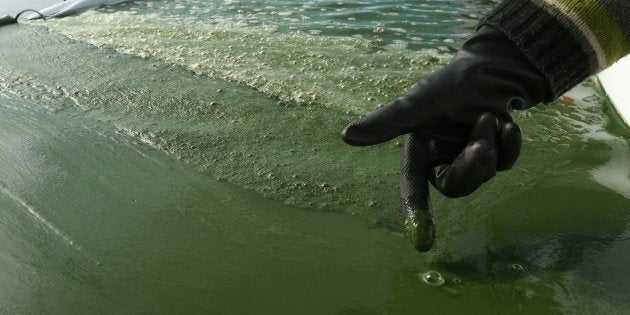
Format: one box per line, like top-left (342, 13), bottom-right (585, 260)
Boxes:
top-left (1, 1), bottom-right (629, 314)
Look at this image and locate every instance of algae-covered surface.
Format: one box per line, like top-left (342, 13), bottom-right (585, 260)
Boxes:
top-left (1, 1), bottom-right (629, 314)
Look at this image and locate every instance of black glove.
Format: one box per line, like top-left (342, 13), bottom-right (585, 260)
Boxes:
top-left (341, 26), bottom-right (551, 252)
top-left (0, 15), bottom-right (17, 27)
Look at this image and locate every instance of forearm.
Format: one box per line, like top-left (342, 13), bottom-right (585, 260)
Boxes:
top-left (480, 0), bottom-right (630, 101)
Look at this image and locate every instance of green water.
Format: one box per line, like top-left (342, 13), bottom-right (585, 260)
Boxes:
top-left (1, 1), bottom-right (629, 313)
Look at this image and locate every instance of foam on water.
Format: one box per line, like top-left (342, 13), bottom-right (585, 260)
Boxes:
top-left (41, 11), bottom-right (449, 114)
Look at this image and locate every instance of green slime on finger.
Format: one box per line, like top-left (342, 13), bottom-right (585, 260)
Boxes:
top-left (405, 209), bottom-right (435, 252)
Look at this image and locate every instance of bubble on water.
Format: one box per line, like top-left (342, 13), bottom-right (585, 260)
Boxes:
top-left (582, 95), bottom-right (600, 103)
top-left (511, 263), bottom-right (524, 273)
top-left (420, 270), bottom-right (445, 286)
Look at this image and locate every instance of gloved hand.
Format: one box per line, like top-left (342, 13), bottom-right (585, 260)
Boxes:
top-left (341, 26), bottom-right (551, 252)
top-left (0, 15), bottom-right (17, 27)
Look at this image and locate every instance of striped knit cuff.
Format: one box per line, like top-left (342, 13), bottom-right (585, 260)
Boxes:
top-left (479, 0), bottom-right (630, 99)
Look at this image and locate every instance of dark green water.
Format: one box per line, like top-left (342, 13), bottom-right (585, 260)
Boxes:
top-left (0, 1), bottom-right (629, 314)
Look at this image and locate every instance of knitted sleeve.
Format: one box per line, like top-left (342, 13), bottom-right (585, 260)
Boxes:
top-left (479, 0), bottom-right (630, 100)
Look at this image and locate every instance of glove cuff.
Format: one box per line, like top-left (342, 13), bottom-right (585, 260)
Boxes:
top-left (478, 0), bottom-right (597, 101)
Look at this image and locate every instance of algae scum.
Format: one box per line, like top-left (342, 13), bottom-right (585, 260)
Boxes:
top-left (1, 0), bottom-right (630, 314)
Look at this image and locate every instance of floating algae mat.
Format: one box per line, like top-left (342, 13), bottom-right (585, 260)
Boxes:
top-left (1, 0), bottom-right (630, 313)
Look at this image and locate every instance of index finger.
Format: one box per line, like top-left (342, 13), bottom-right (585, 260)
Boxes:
top-left (341, 79), bottom-right (436, 146)
top-left (400, 133), bottom-right (435, 252)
